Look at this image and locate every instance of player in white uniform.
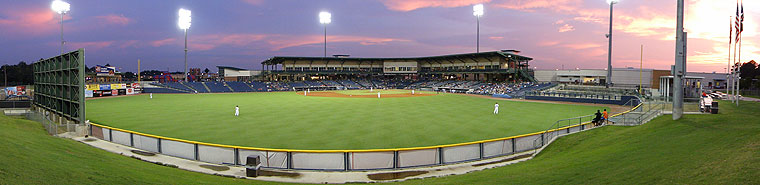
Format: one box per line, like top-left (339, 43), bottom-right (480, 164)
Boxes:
top-left (150, 93), bottom-right (153, 99)
top-left (235, 105), bottom-right (239, 116)
top-left (377, 92), bottom-right (381, 98)
top-left (493, 102), bottom-right (499, 114)
top-left (412, 89), bottom-right (415, 95)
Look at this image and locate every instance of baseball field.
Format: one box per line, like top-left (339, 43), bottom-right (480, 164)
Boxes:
top-left (85, 90), bottom-right (605, 150)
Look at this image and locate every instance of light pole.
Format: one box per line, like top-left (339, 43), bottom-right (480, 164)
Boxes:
top-left (319, 11), bottom-right (331, 58)
top-left (51, 0), bottom-right (70, 55)
top-left (178, 9), bottom-right (191, 82)
top-left (673, 0), bottom-right (686, 120)
top-left (473, 4), bottom-right (484, 53)
top-left (605, 0), bottom-right (618, 88)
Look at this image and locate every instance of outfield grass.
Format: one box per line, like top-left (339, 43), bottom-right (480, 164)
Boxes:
top-left (86, 91), bottom-right (603, 150)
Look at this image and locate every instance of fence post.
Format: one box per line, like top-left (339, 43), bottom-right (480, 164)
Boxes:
top-left (286, 152), bottom-right (293, 169)
top-left (194, 144), bottom-right (199, 160)
top-left (479, 143), bottom-right (484, 159)
top-left (234, 148), bottom-right (240, 165)
top-left (511, 138), bottom-right (516, 154)
top-left (157, 138), bottom-right (162, 153)
top-left (438, 147), bottom-right (444, 164)
top-left (344, 152), bottom-right (349, 171)
top-left (393, 151), bottom-right (399, 169)
top-left (129, 133), bottom-right (134, 147)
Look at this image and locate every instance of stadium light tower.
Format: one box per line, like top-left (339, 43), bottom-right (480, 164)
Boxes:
top-left (473, 4), bottom-right (484, 53)
top-left (178, 8), bottom-right (191, 82)
top-left (319, 11), bottom-right (331, 57)
top-left (605, 0), bottom-right (618, 88)
top-left (51, 0), bottom-right (70, 55)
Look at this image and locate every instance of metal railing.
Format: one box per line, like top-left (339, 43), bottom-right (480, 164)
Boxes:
top-left (24, 110), bottom-right (78, 136)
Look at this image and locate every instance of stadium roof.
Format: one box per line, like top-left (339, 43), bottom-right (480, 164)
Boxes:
top-left (261, 50), bottom-right (533, 65)
top-left (216, 66), bottom-right (248, 71)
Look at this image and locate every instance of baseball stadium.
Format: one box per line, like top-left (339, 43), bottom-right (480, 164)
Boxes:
top-left (2, 0), bottom-right (759, 184)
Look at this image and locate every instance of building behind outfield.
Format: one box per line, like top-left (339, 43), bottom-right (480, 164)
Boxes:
top-left (254, 50), bottom-right (535, 82)
top-left (535, 68), bottom-right (727, 89)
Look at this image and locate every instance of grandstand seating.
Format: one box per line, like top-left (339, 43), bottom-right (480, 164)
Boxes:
top-left (226, 81), bottom-right (253, 92)
top-left (288, 82), bottom-right (307, 88)
top-left (205, 82), bottom-right (232, 93)
top-left (165, 82), bottom-right (195, 92)
top-left (338, 80), bottom-right (362, 89)
top-left (248, 81), bottom-right (269, 92)
top-left (304, 81), bottom-right (324, 87)
top-left (183, 82), bottom-right (209, 93)
top-left (321, 80), bottom-right (342, 87)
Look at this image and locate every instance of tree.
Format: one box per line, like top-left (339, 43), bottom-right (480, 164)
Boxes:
top-left (204, 68), bottom-right (210, 74)
top-left (123, 72), bottom-right (135, 80)
top-left (739, 60), bottom-right (758, 89)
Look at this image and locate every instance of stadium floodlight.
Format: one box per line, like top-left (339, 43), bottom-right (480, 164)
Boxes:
top-left (473, 4), bottom-right (484, 53)
top-left (473, 4), bottom-right (484, 17)
top-left (178, 8), bottom-right (191, 82)
top-left (178, 9), bottom-right (192, 30)
top-left (51, 0), bottom-right (70, 55)
top-left (319, 11), bottom-right (331, 57)
top-left (605, 0), bottom-right (618, 88)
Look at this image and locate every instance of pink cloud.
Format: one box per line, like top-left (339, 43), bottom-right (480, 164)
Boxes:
top-left (95, 14), bottom-right (132, 26)
top-left (558, 24), bottom-right (575, 32)
top-left (0, 8), bottom-right (62, 36)
top-left (563, 43), bottom-right (602, 50)
top-left (66, 41), bottom-right (115, 50)
top-left (151, 38), bottom-right (177, 47)
top-left (380, 0), bottom-right (491, 12)
top-left (489, 36), bottom-right (504, 40)
top-left (267, 35), bottom-right (411, 51)
top-left (493, 0), bottom-right (581, 12)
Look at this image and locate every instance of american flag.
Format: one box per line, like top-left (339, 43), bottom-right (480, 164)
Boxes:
top-left (735, 3), bottom-right (741, 42)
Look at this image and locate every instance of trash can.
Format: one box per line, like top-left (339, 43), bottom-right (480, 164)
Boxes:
top-left (711, 102), bottom-right (719, 114)
top-left (245, 155), bottom-right (261, 177)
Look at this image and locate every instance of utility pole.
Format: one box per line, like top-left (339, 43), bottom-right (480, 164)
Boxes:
top-left (673, 0), bottom-right (686, 120)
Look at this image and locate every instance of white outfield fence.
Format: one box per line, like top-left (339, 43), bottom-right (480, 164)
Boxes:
top-left (87, 99), bottom-right (648, 171)
top-left (88, 121), bottom-right (601, 171)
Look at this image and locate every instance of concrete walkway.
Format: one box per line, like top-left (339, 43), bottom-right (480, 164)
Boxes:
top-left (68, 135), bottom-right (540, 184)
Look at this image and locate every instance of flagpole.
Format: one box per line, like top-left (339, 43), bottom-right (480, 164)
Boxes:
top-left (737, 34), bottom-right (742, 106)
top-left (727, 16), bottom-right (732, 96)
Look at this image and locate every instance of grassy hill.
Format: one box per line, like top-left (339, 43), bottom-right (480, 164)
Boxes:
top-left (0, 114), bottom-right (272, 184)
top-left (1, 100), bottom-right (757, 184)
top-left (402, 100), bottom-right (760, 184)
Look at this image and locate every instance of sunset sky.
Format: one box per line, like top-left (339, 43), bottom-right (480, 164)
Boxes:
top-left (1, 0), bottom-right (756, 73)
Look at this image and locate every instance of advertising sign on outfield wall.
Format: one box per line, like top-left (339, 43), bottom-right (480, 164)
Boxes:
top-left (126, 88), bottom-right (135, 95)
top-left (86, 84), bottom-right (100, 91)
top-left (131, 83), bottom-right (141, 89)
top-left (100, 84), bottom-right (111, 90)
top-left (85, 90), bottom-right (94, 98)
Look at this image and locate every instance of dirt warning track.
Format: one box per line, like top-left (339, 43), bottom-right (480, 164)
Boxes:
top-left (298, 91), bottom-right (436, 98)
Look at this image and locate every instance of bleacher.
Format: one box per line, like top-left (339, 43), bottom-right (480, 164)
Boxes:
top-left (183, 82), bottom-right (209, 93)
top-left (166, 82), bottom-right (195, 92)
top-left (304, 81), bottom-right (324, 87)
top-left (248, 81), bottom-right (269, 92)
top-left (205, 82), bottom-right (232, 93)
top-left (288, 82), bottom-right (307, 88)
top-left (321, 80), bottom-right (342, 87)
top-left (338, 80), bottom-right (362, 89)
top-left (226, 81), bottom-right (253, 92)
